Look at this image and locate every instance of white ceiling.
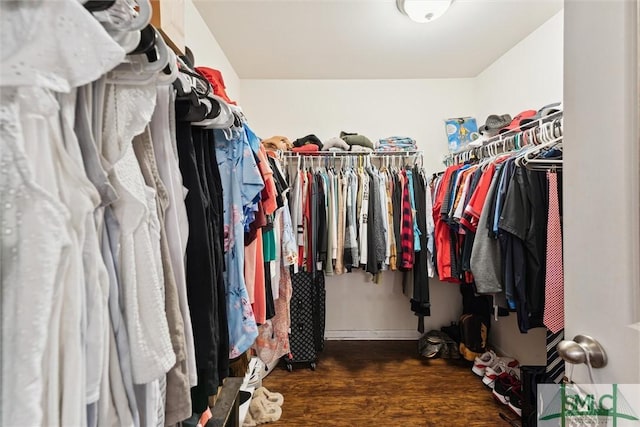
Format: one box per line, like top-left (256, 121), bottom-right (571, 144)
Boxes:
top-left (194, 0), bottom-right (563, 80)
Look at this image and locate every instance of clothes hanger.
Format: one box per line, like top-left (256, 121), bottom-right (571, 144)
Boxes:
top-left (553, 119), bottom-right (563, 138)
top-left (94, 0), bottom-right (150, 32)
top-left (156, 48), bottom-right (179, 86)
top-left (522, 129), bottom-right (530, 147)
top-left (114, 0), bottom-right (152, 32)
top-left (127, 0), bottom-right (152, 32)
top-left (85, 0), bottom-right (117, 13)
top-left (522, 146), bottom-right (563, 170)
top-left (174, 58), bottom-right (224, 123)
top-left (176, 58), bottom-right (212, 99)
top-left (129, 24), bottom-right (156, 57)
top-left (109, 28), bottom-right (142, 54)
top-left (107, 26), bottom-right (170, 84)
top-left (189, 73), bottom-right (225, 126)
top-left (93, 0), bottom-right (130, 27)
top-left (542, 122), bottom-right (554, 143)
top-left (489, 143), bottom-right (496, 158)
top-left (191, 96), bottom-right (222, 127)
top-left (520, 134), bottom-right (563, 169)
top-left (105, 24), bottom-right (157, 81)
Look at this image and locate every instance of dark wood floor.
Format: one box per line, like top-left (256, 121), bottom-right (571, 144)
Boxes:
top-left (261, 340), bottom-right (515, 427)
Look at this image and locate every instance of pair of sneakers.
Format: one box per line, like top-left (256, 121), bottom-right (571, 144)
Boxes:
top-left (472, 350), bottom-right (520, 389)
top-left (492, 372), bottom-right (522, 417)
top-left (246, 358), bottom-right (266, 389)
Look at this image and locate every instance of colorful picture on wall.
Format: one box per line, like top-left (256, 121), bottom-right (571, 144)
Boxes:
top-left (445, 117), bottom-right (479, 153)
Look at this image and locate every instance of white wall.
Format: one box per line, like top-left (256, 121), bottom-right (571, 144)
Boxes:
top-left (474, 10), bottom-right (564, 125)
top-left (563, 0), bottom-right (639, 384)
top-left (241, 79), bottom-right (476, 174)
top-left (241, 78), bottom-right (476, 338)
top-left (184, 0), bottom-right (240, 102)
top-left (472, 10), bottom-right (564, 365)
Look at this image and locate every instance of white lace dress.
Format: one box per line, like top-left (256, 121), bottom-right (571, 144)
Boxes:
top-left (102, 82), bottom-right (176, 385)
top-left (0, 1), bottom-right (124, 426)
top-left (1, 87), bottom-right (73, 427)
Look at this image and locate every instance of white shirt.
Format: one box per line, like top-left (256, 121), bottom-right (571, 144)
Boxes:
top-left (150, 86), bottom-right (197, 387)
top-left (104, 83), bottom-right (175, 385)
top-left (1, 87), bottom-right (74, 427)
top-left (0, 0), bottom-right (125, 93)
top-left (378, 171), bottom-right (390, 267)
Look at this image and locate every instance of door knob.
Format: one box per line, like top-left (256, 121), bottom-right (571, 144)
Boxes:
top-left (557, 334), bottom-right (607, 368)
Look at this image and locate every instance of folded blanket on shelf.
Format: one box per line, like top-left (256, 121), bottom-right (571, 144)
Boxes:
top-left (377, 136), bottom-right (417, 152)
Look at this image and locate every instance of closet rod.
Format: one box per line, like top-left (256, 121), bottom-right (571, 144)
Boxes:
top-left (443, 110), bottom-right (563, 164)
top-left (279, 150), bottom-right (423, 157)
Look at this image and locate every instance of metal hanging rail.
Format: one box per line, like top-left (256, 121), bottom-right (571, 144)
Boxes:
top-left (276, 149), bottom-right (425, 170)
top-left (443, 110), bottom-right (563, 166)
top-left (279, 150), bottom-right (423, 157)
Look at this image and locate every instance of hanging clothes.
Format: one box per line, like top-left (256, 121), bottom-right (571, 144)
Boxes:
top-left (176, 120), bottom-right (220, 412)
top-left (279, 154), bottom-right (431, 331)
top-left (410, 167), bottom-right (431, 332)
top-left (214, 126), bottom-right (262, 357)
top-left (399, 170), bottom-right (415, 270)
top-left (253, 151), bottom-right (297, 365)
top-left (433, 119), bottom-right (563, 334)
top-left (2, 2), bottom-right (291, 424)
top-left (282, 156), bottom-right (431, 278)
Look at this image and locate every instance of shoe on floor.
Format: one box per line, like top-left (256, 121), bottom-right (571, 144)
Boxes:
top-left (492, 372), bottom-right (521, 405)
top-left (249, 395), bottom-right (282, 424)
top-left (239, 390), bottom-right (252, 405)
top-left (472, 350), bottom-right (496, 377)
top-left (243, 411), bottom-right (258, 427)
top-left (247, 359), bottom-right (265, 389)
top-left (507, 384), bottom-right (523, 417)
top-left (482, 358), bottom-right (519, 388)
top-left (253, 387), bottom-right (284, 406)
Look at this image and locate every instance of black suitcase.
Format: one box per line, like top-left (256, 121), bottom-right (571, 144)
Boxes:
top-left (313, 271), bottom-right (326, 353)
top-left (283, 270), bottom-right (325, 371)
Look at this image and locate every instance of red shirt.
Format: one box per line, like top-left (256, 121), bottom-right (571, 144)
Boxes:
top-left (433, 165), bottom-right (463, 283)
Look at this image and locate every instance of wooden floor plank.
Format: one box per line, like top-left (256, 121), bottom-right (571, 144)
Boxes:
top-left (260, 340), bottom-right (514, 426)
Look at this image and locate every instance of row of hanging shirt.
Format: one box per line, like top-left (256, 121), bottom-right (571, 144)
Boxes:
top-left (285, 154), bottom-right (433, 276)
top-left (1, 1), bottom-right (298, 426)
top-left (1, 2), bottom-right (161, 427)
top-left (432, 114), bottom-right (564, 334)
top-left (283, 152), bottom-right (436, 331)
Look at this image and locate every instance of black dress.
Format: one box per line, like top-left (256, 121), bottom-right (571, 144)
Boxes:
top-left (176, 121), bottom-right (229, 413)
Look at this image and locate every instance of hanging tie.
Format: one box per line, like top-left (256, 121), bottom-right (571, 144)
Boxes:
top-left (546, 329), bottom-right (565, 383)
top-left (544, 171), bottom-right (564, 333)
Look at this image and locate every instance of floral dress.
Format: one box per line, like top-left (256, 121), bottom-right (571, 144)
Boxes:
top-left (215, 126), bottom-right (264, 358)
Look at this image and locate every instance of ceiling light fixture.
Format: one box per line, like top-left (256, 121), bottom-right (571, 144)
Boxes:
top-left (396, 0), bottom-right (453, 23)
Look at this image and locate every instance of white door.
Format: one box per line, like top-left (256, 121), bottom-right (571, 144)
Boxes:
top-left (563, 0), bottom-right (640, 384)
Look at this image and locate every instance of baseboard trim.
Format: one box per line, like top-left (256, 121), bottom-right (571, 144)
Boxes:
top-left (324, 330), bottom-right (421, 340)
